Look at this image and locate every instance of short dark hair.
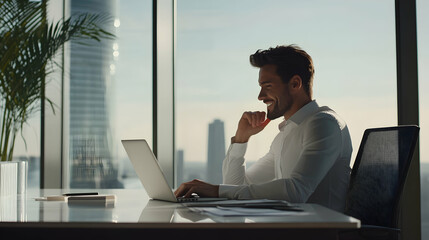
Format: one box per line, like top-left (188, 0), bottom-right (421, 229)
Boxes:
top-left (250, 45), bottom-right (314, 98)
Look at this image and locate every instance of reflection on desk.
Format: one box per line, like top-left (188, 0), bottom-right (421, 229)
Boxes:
top-left (1, 189), bottom-right (361, 226)
top-left (0, 189), bottom-right (360, 240)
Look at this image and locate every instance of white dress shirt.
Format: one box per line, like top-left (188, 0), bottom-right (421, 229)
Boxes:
top-left (219, 100), bottom-right (352, 212)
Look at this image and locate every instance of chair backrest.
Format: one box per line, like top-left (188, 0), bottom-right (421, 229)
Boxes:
top-left (344, 125), bottom-right (419, 228)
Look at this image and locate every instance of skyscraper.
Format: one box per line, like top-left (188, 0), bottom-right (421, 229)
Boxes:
top-left (176, 149), bottom-right (184, 186)
top-left (207, 119), bottom-right (226, 184)
top-left (69, 0), bottom-right (122, 188)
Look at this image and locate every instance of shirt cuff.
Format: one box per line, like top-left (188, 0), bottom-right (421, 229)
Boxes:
top-left (228, 142), bottom-right (248, 159)
top-left (218, 184), bottom-right (239, 199)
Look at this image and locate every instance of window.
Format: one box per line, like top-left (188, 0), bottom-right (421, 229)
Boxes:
top-left (33, 0), bottom-right (421, 237)
top-left (175, 0), bottom-right (396, 186)
top-left (13, 115), bottom-right (40, 189)
top-left (66, 0), bottom-right (152, 189)
top-left (417, 0), bottom-right (429, 239)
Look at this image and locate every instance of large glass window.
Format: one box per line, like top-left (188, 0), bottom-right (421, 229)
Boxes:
top-left (175, 0), bottom-right (397, 186)
top-left (13, 115), bottom-right (40, 190)
top-left (66, 0), bottom-right (152, 189)
top-left (417, 0), bottom-right (429, 239)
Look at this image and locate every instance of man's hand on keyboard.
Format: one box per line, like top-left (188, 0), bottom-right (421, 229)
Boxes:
top-left (174, 179), bottom-right (219, 198)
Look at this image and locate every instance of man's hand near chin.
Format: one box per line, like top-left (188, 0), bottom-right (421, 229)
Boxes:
top-left (174, 179), bottom-right (220, 198)
top-left (233, 111), bottom-right (271, 143)
top-left (174, 113), bottom-right (270, 199)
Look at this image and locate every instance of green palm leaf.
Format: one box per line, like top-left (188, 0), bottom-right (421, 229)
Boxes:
top-left (0, 0), bottom-right (115, 161)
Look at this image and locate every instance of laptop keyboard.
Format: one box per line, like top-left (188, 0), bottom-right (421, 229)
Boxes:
top-left (177, 196), bottom-right (199, 202)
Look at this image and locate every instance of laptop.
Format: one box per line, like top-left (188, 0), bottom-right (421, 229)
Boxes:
top-left (121, 139), bottom-right (228, 203)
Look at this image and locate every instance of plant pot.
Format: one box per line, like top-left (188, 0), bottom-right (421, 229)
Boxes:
top-left (0, 195), bottom-right (17, 221)
top-left (0, 161), bottom-right (18, 196)
top-left (12, 160), bottom-right (28, 194)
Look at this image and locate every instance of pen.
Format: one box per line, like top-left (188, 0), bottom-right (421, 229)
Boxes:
top-left (62, 192), bottom-right (99, 196)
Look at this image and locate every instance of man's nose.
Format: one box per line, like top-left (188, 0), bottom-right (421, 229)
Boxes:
top-left (258, 89), bottom-right (266, 101)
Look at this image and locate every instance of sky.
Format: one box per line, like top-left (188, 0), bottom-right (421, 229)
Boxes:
top-left (13, 0), bottom-right (429, 166)
top-left (174, 0), bottom-right (398, 164)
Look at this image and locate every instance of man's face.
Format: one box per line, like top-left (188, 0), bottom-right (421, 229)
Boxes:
top-left (258, 64), bottom-right (293, 120)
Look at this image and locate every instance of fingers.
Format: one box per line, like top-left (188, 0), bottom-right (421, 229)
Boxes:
top-left (176, 185), bottom-right (195, 198)
top-left (174, 179), bottom-right (201, 198)
top-left (261, 118), bottom-right (271, 127)
top-left (174, 182), bottom-right (188, 197)
top-left (243, 111), bottom-right (268, 128)
top-left (234, 111), bottom-right (270, 143)
top-left (174, 179), bottom-right (219, 198)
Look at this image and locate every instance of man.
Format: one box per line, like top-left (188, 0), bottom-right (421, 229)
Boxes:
top-left (174, 45), bottom-right (352, 212)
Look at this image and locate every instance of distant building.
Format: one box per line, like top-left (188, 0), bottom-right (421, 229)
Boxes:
top-left (14, 156), bottom-right (40, 189)
top-left (176, 149), bottom-right (184, 186)
top-left (69, 0), bottom-right (122, 188)
top-left (207, 119), bottom-right (226, 184)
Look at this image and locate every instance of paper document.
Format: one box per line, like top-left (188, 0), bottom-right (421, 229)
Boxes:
top-left (182, 199), bottom-right (301, 210)
top-left (188, 207), bottom-right (308, 217)
top-left (183, 199), bottom-right (287, 206)
top-left (183, 199), bottom-right (305, 217)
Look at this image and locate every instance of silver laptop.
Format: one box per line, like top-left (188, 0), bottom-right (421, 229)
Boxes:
top-left (122, 139), bottom-right (227, 202)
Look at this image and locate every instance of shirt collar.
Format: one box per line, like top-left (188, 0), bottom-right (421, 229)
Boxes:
top-left (278, 100), bottom-right (319, 131)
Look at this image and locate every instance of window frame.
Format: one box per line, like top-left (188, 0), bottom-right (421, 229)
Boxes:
top-left (41, 0), bottom-right (420, 238)
top-left (395, 0), bottom-right (420, 239)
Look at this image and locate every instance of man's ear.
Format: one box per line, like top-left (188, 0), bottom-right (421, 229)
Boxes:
top-left (289, 75), bottom-right (303, 91)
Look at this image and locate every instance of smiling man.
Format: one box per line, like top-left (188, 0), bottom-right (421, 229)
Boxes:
top-left (174, 45), bottom-right (353, 212)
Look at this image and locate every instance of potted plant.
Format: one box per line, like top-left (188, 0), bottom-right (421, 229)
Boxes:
top-left (0, 0), bottom-right (115, 195)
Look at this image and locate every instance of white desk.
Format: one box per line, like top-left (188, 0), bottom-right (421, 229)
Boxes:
top-left (0, 189), bottom-right (360, 239)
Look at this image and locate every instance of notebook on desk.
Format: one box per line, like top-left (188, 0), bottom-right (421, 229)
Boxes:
top-left (122, 139), bottom-right (227, 203)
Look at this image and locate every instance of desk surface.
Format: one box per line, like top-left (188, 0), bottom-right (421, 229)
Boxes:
top-left (0, 189), bottom-right (360, 229)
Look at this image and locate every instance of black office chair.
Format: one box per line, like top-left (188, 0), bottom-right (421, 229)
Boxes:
top-left (339, 125), bottom-right (419, 240)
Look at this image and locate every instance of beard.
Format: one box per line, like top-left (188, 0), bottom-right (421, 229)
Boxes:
top-left (267, 97), bottom-right (293, 120)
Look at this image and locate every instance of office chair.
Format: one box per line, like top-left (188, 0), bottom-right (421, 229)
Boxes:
top-left (339, 125), bottom-right (420, 240)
